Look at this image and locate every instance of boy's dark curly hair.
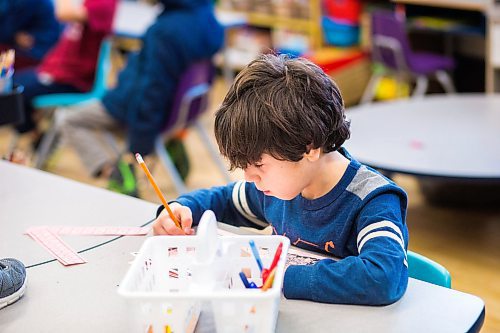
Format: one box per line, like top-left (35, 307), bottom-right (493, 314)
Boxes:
top-left (215, 53), bottom-right (350, 170)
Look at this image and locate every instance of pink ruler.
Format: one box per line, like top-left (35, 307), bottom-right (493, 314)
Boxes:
top-left (26, 227), bottom-right (87, 266)
top-left (47, 226), bottom-right (149, 236)
top-left (26, 225), bottom-right (150, 266)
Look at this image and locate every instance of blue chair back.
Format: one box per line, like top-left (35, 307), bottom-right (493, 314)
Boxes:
top-left (408, 251), bottom-right (451, 288)
top-left (32, 39), bottom-right (112, 108)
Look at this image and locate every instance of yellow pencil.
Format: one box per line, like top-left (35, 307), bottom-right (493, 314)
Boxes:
top-left (135, 153), bottom-right (182, 229)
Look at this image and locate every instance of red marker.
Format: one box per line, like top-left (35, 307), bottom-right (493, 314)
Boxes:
top-left (262, 242), bottom-right (283, 283)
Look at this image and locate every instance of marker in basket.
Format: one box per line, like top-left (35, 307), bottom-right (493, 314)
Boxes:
top-left (261, 267), bottom-right (276, 292)
top-left (135, 153), bottom-right (182, 229)
top-left (248, 240), bottom-right (263, 273)
top-left (262, 242), bottom-right (283, 283)
top-left (239, 271), bottom-right (257, 289)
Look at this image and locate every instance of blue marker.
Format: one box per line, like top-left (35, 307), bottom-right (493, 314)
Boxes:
top-left (239, 272), bottom-right (257, 289)
top-left (249, 240), bottom-right (263, 273)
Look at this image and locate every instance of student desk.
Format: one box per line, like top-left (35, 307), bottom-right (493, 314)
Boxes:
top-left (345, 94), bottom-right (500, 178)
top-left (113, 2), bottom-right (247, 39)
top-left (112, 1), bottom-right (247, 83)
top-left (0, 161), bottom-right (485, 332)
top-left (344, 94), bottom-right (500, 204)
top-left (0, 161), bottom-right (157, 265)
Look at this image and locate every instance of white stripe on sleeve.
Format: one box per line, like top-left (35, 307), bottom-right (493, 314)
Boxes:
top-left (358, 231), bottom-right (408, 267)
top-left (231, 181), bottom-right (268, 227)
top-left (357, 221), bottom-right (405, 248)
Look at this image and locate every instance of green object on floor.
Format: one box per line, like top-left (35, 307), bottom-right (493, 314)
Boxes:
top-left (165, 138), bottom-right (190, 181)
top-left (108, 160), bottom-right (139, 197)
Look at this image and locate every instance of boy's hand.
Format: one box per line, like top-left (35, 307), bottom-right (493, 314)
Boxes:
top-left (152, 202), bottom-right (195, 236)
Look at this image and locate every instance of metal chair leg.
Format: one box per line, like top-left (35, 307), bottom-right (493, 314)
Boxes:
top-left (6, 131), bottom-right (20, 159)
top-left (360, 72), bottom-right (383, 104)
top-left (435, 70), bottom-right (456, 94)
top-left (412, 75), bottom-right (428, 98)
top-left (194, 121), bottom-right (232, 183)
top-left (35, 111), bottom-right (63, 169)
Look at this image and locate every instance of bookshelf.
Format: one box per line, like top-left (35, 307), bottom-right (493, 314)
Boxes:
top-left (219, 0), bottom-right (323, 50)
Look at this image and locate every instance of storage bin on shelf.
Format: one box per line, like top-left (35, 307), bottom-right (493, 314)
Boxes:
top-left (322, 16), bottom-right (360, 47)
top-left (118, 210), bottom-right (290, 333)
top-left (323, 0), bottom-right (361, 24)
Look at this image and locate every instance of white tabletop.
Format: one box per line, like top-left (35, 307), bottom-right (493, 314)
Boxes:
top-left (113, 1), bottom-right (247, 38)
top-left (344, 94), bottom-right (500, 179)
top-left (0, 160), bottom-right (157, 266)
top-left (0, 162), bottom-right (485, 332)
top-left (113, 1), bottom-right (162, 38)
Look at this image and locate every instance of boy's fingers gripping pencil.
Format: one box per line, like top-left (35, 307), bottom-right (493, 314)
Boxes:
top-left (135, 153), bottom-right (182, 230)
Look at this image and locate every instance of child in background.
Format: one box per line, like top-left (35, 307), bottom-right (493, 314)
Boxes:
top-left (54, 0), bottom-right (224, 197)
top-left (153, 54), bottom-right (409, 305)
top-left (0, 0), bottom-right (61, 69)
top-left (13, 0), bottom-right (117, 140)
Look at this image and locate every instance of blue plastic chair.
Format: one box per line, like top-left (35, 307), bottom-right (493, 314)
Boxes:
top-left (32, 39), bottom-right (112, 169)
top-left (32, 39), bottom-right (112, 108)
top-left (407, 250), bottom-right (451, 288)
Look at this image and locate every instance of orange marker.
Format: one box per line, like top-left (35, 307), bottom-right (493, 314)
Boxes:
top-left (261, 267), bottom-right (276, 292)
top-left (135, 153), bottom-right (182, 229)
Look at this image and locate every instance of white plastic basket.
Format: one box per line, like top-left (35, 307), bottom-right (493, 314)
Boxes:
top-left (118, 210), bottom-right (290, 333)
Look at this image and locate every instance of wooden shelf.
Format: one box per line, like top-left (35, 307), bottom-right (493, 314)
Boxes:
top-left (219, 0), bottom-right (323, 49)
top-left (247, 13), bottom-right (314, 31)
top-left (391, 0), bottom-right (490, 12)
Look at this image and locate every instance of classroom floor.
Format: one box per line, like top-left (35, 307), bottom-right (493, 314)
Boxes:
top-left (1, 77), bottom-right (499, 332)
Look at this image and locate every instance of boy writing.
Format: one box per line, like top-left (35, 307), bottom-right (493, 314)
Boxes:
top-left (153, 54), bottom-right (409, 305)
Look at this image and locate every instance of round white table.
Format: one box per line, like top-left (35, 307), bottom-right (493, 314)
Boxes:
top-left (344, 94), bottom-right (500, 205)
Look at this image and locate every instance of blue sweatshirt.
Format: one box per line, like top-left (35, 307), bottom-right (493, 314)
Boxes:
top-left (102, 0), bottom-right (224, 155)
top-left (0, 0), bottom-right (61, 60)
top-left (169, 149), bottom-right (409, 305)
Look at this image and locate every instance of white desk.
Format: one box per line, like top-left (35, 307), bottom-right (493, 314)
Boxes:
top-left (0, 161), bottom-right (157, 266)
top-left (113, 1), bottom-right (162, 39)
top-left (0, 162), bottom-right (485, 332)
top-left (113, 2), bottom-right (247, 39)
top-left (112, 1), bottom-right (247, 83)
top-left (344, 94), bottom-right (500, 179)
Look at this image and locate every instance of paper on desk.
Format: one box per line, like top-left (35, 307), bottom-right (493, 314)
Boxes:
top-left (215, 227), bottom-right (333, 267)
